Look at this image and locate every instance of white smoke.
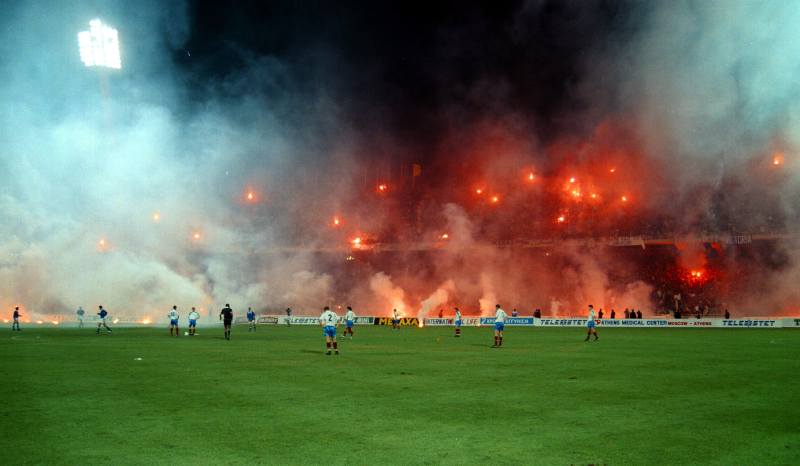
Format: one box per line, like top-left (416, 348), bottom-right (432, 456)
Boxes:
top-left (368, 272), bottom-right (408, 316)
top-left (417, 279), bottom-right (455, 320)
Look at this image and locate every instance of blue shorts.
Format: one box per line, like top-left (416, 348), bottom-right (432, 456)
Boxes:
top-left (346, 320), bottom-right (354, 328)
top-left (189, 319), bottom-right (197, 327)
top-left (494, 322), bottom-right (505, 331)
top-left (170, 319), bottom-right (178, 326)
top-left (587, 320), bottom-right (596, 329)
top-left (392, 319), bottom-right (400, 325)
top-left (323, 326), bottom-right (337, 337)
top-left (247, 318), bottom-right (255, 323)
top-left (455, 320), bottom-right (462, 327)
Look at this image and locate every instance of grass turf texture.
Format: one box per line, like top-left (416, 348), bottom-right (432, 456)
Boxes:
top-left (1, 325), bottom-right (798, 465)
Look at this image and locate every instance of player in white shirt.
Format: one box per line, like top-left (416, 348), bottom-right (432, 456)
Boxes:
top-left (492, 304), bottom-right (507, 347)
top-left (343, 306), bottom-right (356, 338)
top-left (187, 307), bottom-right (200, 336)
top-left (391, 308), bottom-right (400, 330)
top-left (454, 307), bottom-right (462, 337)
top-left (167, 305), bottom-right (180, 337)
top-left (319, 306), bottom-right (339, 355)
top-left (585, 304), bottom-right (599, 341)
top-left (76, 306), bottom-right (85, 328)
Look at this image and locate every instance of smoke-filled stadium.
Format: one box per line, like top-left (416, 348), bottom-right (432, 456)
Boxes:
top-left (2, 2), bottom-right (799, 464)
top-left (2, 1), bottom-right (799, 325)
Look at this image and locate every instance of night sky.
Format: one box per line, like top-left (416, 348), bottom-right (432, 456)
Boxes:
top-left (178, 1), bottom-right (635, 156)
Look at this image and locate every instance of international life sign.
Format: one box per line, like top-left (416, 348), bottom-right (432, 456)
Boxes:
top-left (479, 317), bottom-right (535, 326)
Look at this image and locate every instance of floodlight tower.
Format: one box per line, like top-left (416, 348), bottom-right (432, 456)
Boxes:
top-left (78, 18), bottom-right (121, 105)
top-left (78, 19), bottom-right (121, 70)
top-left (78, 19), bottom-right (120, 254)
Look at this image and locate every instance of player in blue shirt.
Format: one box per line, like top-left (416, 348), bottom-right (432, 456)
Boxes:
top-left (96, 305), bottom-right (112, 335)
top-left (247, 307), bottom-right (256, 332)
top-left (11, 306), bottom-right (21, 331)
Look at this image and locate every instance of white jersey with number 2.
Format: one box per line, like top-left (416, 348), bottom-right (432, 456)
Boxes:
top-left (320, 310), bottom-right (338, 327)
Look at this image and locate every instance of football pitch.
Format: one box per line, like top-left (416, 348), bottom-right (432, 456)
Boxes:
top-left (1, 325), bottom-right (798, 465)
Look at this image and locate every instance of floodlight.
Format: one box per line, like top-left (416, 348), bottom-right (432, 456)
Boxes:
top-left (78, 19), bottom-right (121, 69)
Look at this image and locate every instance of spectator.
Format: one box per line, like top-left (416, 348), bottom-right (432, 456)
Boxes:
top-left (624, 308), bottom-right (630, 319)
top-left (438, 309), bottom-right (443, 318)
top-left (598, 309), bottom-right (604, 319)
top-left (533, 308), bottom-right (541, 318)
top-left (724, 309), bottom-right (730, 319)
top-left (512, 308), bottom-right (518, 317)
top-left (636, 309), bottom-right (642, 319)
top-left (610, 309), bottom-right (616, 319)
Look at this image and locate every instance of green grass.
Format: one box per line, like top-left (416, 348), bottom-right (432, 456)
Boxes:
top-left (1, 324), bottom-right (799, 465)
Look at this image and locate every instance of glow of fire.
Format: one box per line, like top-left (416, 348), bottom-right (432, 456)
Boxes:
top-left (418, 321), bottom-right (424, 328)
top-left (568, 177), bottom-right (576, 183)
top-left (141, 317), bottom-right (151, 324)
top-left (556, 215), bottom-right (566, 223)
top-left (192, 232), bottom-right (201, 240)
top-left (352, 237), bottom-right (362, 247)
top-left (590, 193), bottom-right (598, 199)
top-left (152, 212), bottom-right (160, 222)
top-left (51, 321), bottom-right (59, 325)
top-left (491, 195), bottom-right (499, 203)
top-left (113, 318), bottom-right (120, 324)
top-left (333, 216), bottom-right (340, 226)
top-left (621, 195), bottom-right (628, 202)
top-left (527, 172), bottom-right (534, 181)
top-left (772, 153), bottom-right (784, 166)
top-left (36, 320), bottom-right (43, 324)
top-left (2, 319), bottom-right (7, 323)
top-left (378, 184), bottom-right (387, 192)
top-left (441, 233), bottom-right (449, 240)
top-left (609, 168), bottom-right (616, 173)
top-left (571, 189), bottom-right (581, 198)
top-left (475, 188), bottom-right (483, 195)
top-left (98, 239), bottom-right (106, 247)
